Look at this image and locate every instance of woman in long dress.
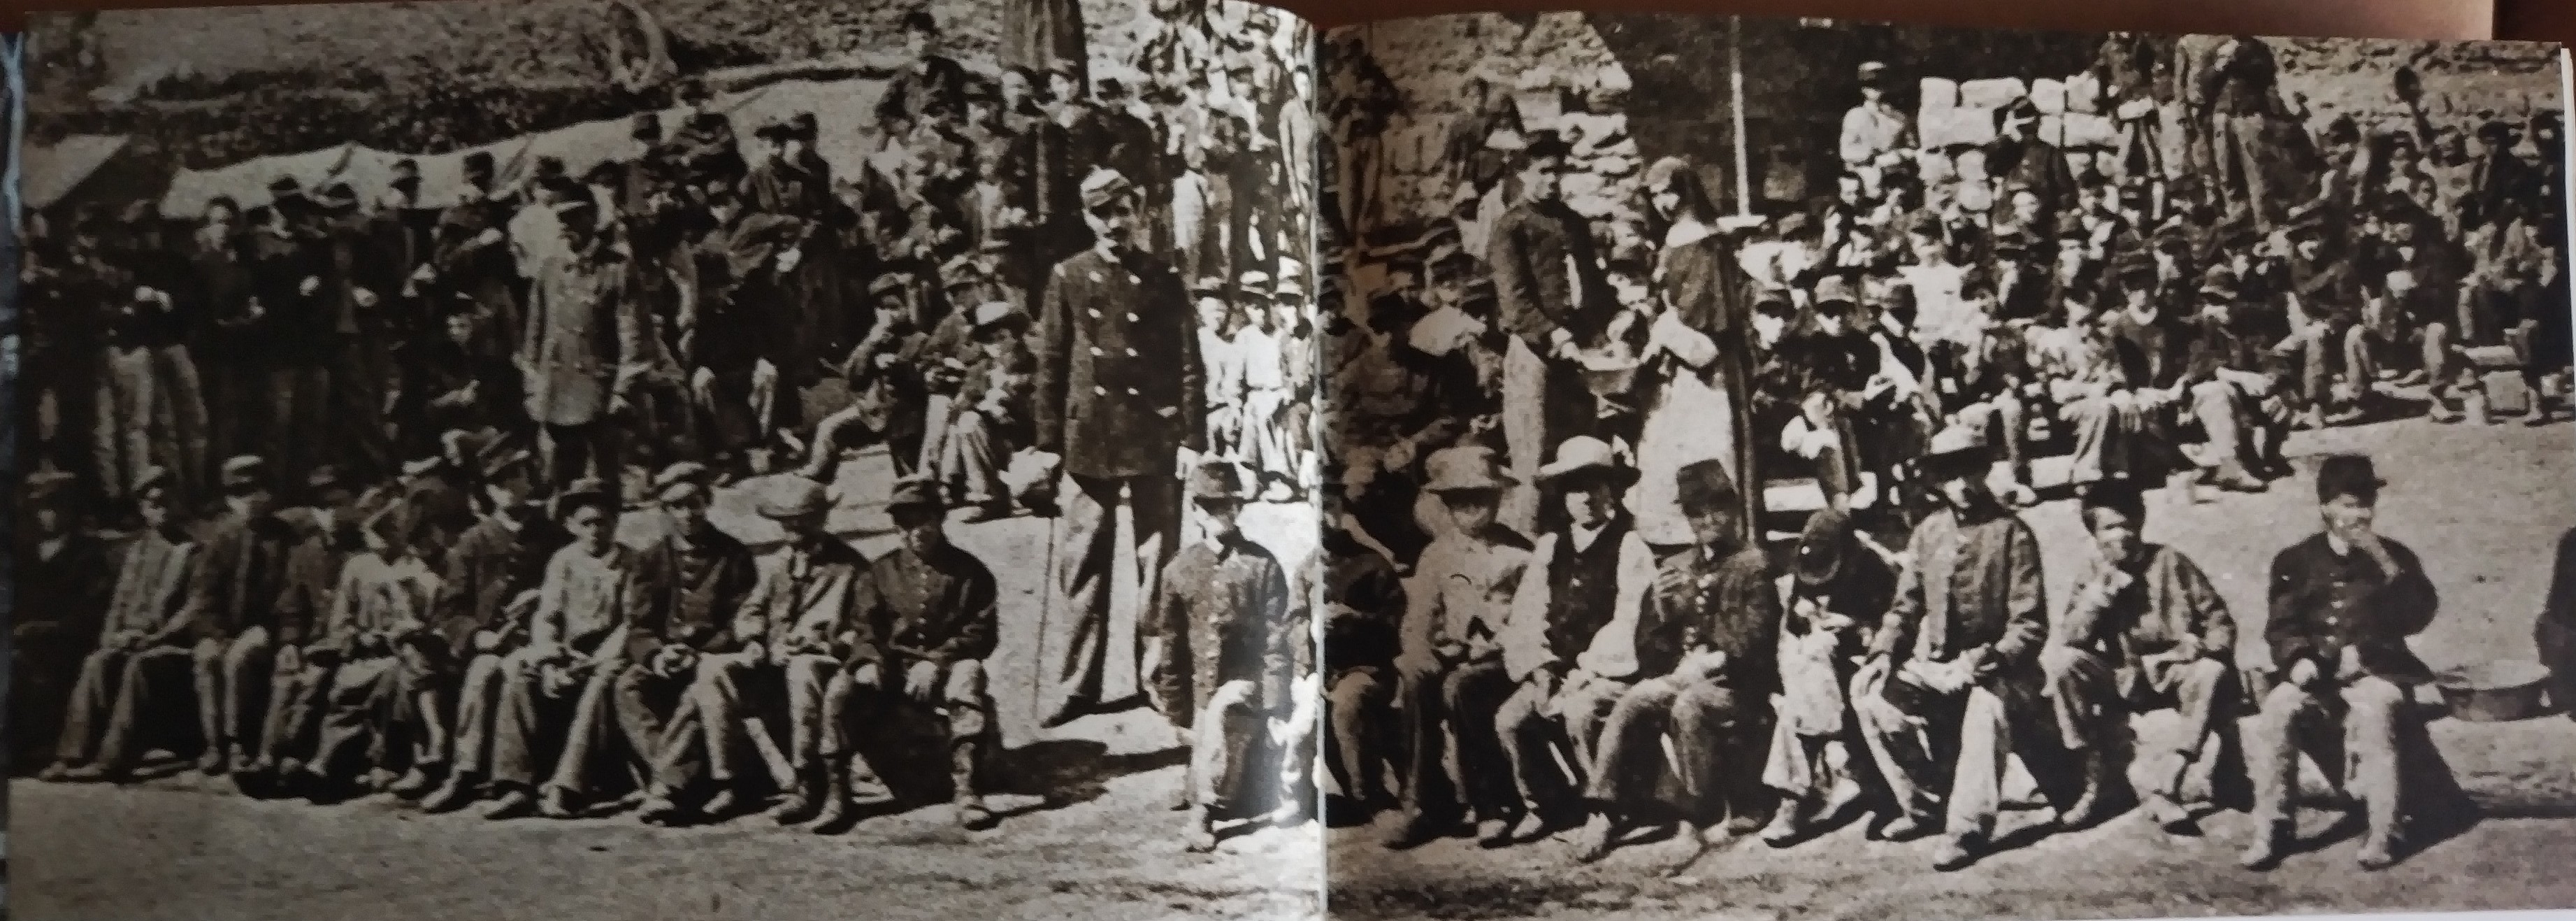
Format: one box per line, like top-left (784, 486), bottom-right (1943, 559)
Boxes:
top-left (1630, 157), bottom-right (1762, 548)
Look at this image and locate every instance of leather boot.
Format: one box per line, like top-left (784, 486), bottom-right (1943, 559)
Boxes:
top-left (806, 760), bottom-right (857, 834)
top-left (953, 739), bottom-right (997, 830)
top-left (2058, 745), bottom-right (2123, 830)
top-left (770, 764), bottom-right (824, 825)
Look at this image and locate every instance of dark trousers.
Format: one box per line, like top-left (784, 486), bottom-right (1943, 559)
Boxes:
top-left (1325, 666), bottom-right (1398, 799)
top-left (540, 421), bottom-right (619, 497)
top-left (1585, 674), bottom-right (1769, 825)
top-left (57, 644), bottom-right (194, 769)
top-left (1396, 657), bottom-right (1516, 822)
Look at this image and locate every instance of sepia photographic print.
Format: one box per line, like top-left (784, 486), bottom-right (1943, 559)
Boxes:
top-left (12, 1), bottom-right (1323, 918)
top-left (9, 0), bottom-right (2576, 919)
top-left (1316, 13), bottom-right (2576, 921)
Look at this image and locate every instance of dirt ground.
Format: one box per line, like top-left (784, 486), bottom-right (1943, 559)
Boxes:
top-left (14, 417), bottom-right (2576, 920)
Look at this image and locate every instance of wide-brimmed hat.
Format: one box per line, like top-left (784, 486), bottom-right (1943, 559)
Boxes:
top-left (2199, 265), bottom-right (2240, 300)
top-left (758, 476), bottom-right (833, 520)
top-left (1536, 436), bottom-right (1639, 491)
top-left (885, 477), bottom-right (946, 516)
top-left (1794, 506), bottom-right (1853, 586)
top-left (1922, 424), bottom-right (1992, 477)
top-left (311, 183), bottom-right (361, 212)
top-left (2315, 453), bottom-right (2385, 504)
top-left (1674, 459), bottom-right (1740, 514)
top-left (1423, 445), bottom-right (1515, 494)
top-left (1189, 461), bottom-right (1251, 504)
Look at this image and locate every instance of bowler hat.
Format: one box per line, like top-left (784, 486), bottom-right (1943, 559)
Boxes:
top-left (1423, 445), bottom-right (1515, 494)
top-left (1189, 461), bottom-right (1251, 504)
top-left (2113, 250), bottom-right (2158, 281)
top-left (2199, 264), bottom-right (2240, 300)
top-left (1674, 459), bottom-right (1740, 514)
top-left (2080, 478), bottom-right (2147, 523)
top-left (754, 117), bottom-right (796, 141)
top-left (463, 151), bottom-right (496, 177)
top-left (1536, 436), bottom-right (1640, 491)
top-left (1921, 424), bottom-right (1992, 477)
top-left (311, 183), bottom-right (361, 211)
top-left (758, 476), bottom-right (833, 520)
top-left (788, 113), bottom-right (819, 141)
top-left (2478, 120), bottom-right (2520, 144)
top-left (1521, 131), bottom-right (1574, 163)
top-left (1190, 276), bottom-right (1230, 297)
top-left (2315, 453), bottom-right (2385, 504)
top-left (631, 113), bottom-right (663, 141)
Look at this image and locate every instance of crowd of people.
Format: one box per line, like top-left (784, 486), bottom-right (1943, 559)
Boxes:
top-left (14, 1), bottom-right (1327, 850)
top-left (1313, 35), bottom-right (2563, 873)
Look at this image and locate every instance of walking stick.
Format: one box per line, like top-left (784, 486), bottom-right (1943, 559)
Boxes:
top-left (1028, 477), bottom-right (1061, 734)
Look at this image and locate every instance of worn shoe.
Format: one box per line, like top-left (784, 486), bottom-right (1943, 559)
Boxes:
top-left (419, 776), bottom-right (478, 814)
top-left (1475, 816), bottom-right (1519, 849)
top-left (699, 788), bottom-right (742, 820)
top-left (483, 788), bottom-right (538, 820)
top-left (1570, 814), bottom-right (1618, 864)
top-left (1877, 813), bottom-right (1935, 842)
top-left (2238, 821), bottom-right (2291, 870)
top-left (537, 786), bottom-right (577, 819)
top-left (198, 749), bottom-right (230, 775)
top-left (2391, 369), bottom-right (2429, 387)
top-left (1183, 808), bottom-right (1219, 853)
top-left (362, 768), bottom-right (401, 793)
top-left (226, 743), bottom-right (254, 775)
top-left (2143, 794), bottom-right (2199, 835)
top-left (1170, 785), bottom-right (1195, 812)
top-left (635, 795), bottom-right (682, 826)
top-left (806, 768), bottom-right (856, 834)
top-left (956, 797), bottom-right (1000, 831)
top-left (2356, 835), bottom-right (2398, 871)
top-left (63, 762), bottom-right (114, 783)
top-left (1381, 812), bottom-right (1452, 850)
top-left (1760, 799), bottom-right (1806, 847)
top-left (389, 767), bottom-right (438, 798)
top-left (1931, 833), bottom-right (1983, 871)
top-left (770, 768), bottom-right (824, 825)
top-left (38, 762), bottom-right (76, 783)
top-left (1818, 778), bottom-right (1866, 823)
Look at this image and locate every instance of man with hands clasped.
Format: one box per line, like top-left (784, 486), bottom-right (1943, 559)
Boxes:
top-left (2240, 454), bottom-right (2460, 871)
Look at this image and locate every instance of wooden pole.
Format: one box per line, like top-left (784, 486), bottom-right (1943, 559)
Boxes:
top-left (1729, 16), bottom-right (1752, 215)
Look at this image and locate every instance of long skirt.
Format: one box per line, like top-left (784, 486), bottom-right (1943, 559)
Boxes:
top-left (1629, 354), bottom-right (1757, 546)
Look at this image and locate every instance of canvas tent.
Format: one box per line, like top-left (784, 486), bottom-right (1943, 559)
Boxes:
top-left (155, 68), bottom-right (907, 217)
top-left (22, 134), bottom-right (134, 210)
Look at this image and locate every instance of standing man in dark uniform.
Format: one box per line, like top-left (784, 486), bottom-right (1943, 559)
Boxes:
top-left (1486, 132), bottom-right (1613, 534)
top-left (1032, 167), bottom-right (1205, 728)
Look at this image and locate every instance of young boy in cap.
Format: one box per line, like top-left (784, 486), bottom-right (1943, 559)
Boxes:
top-left (1852, 425), bottom-right (2050, 871)
top-left (421, 442), bottom-right (570, 813)
top-left (1321, 469), bottom-right (1406, 818)
top-left (1383, 445), bottom-right (1534, 850)
top-left (2041, 480), bottom-right (2238, 833)
top-left (45, 468), bottom-right (196, 783)
top-left (1759, 506), bottom-right (1894, 845)
top-left (1151, 461), bottom-right (1300, 850)
top-left (728, 476), bottom-right (873, 828)
top-left (824, 478), bottom-right (1005, 834)
top-left (1495, 436), bottom-right (1655, 843)
top-left (178, 457), bottom-right (303, 775)
top-left (938, 301), bottom-right (1046, 522)
top-left (483, 478), bottom-right (654, 820)
top-left (619, 473), bottom-right (758, 826)
top-left (1571, 459), bottom-right (1779, 864)
top-left (2241, 454), bottom-right (2459, 871)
